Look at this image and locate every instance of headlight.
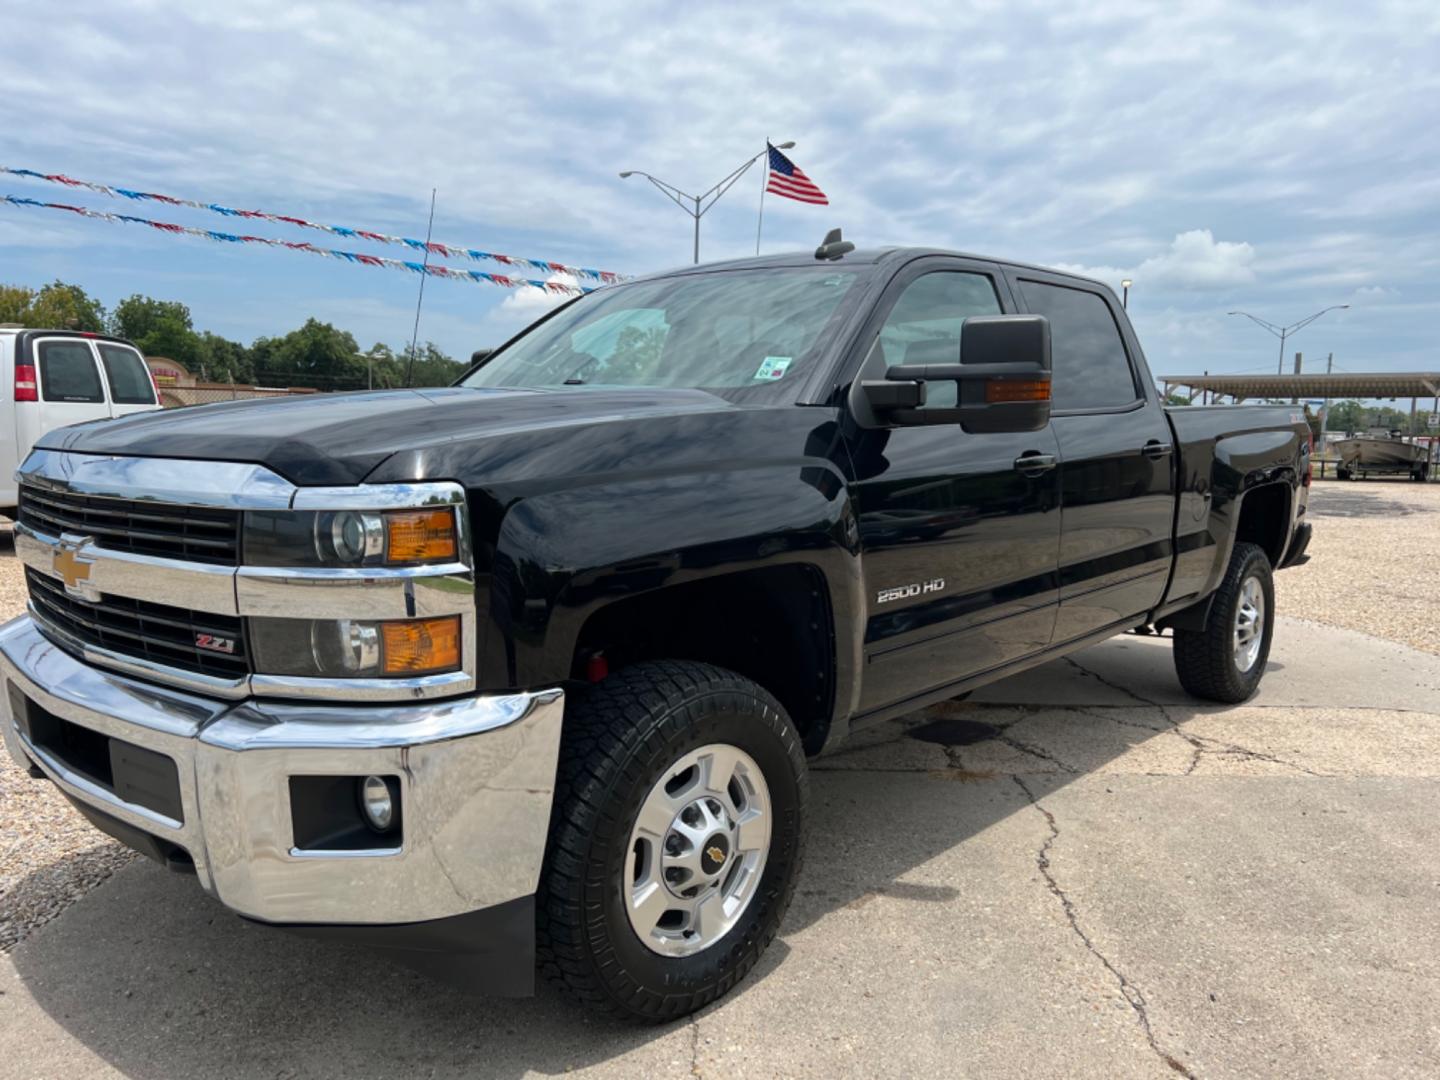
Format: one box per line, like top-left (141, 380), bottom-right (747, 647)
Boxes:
top-left (244, 508), bottom-right (459, 567)
top-left (251, 615), bottom-right (461, 678)
top-left (329, 511), bottom-right (384, 563)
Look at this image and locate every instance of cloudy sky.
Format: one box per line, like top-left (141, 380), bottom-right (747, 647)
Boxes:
top-left (4, 1), bottom-right (1437, 385)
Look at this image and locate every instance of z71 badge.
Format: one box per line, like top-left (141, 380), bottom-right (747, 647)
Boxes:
top-left (195, 633), bottom-right (237, 655)
top-left (877, 578), bottom-right (945, 604)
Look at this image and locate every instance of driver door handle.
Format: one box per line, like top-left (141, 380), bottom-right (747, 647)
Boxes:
top-left (1142, 440), bottom-right (1173, 459)
top-left (1014, 452), bottom-right (1057, 475)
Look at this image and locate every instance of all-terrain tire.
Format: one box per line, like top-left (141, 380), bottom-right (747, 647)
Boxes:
top-left (536, 660), bottom-right (807, 1022)
top-left (1173, 541), bottom-right (1275, 703)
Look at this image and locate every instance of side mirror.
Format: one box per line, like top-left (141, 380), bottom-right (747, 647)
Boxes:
top-left (859, 315), bottom-right (1051, 432)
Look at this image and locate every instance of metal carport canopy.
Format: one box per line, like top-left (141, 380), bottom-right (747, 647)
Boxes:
top-left (1158, 372), bottom-right (1440, 400)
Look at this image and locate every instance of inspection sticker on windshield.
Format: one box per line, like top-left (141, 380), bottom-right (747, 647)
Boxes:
top-left (754, 356), bottom-right (792, 380)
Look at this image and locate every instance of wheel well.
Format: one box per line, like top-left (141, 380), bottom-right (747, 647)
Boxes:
top-left (1234, 483), bottom-right (1290, 567)
top-left (571, 565), bottom-right (836, 754)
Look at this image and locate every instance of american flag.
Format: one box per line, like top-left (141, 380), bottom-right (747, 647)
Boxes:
top-left (765, 144), bottom-right (828, 205)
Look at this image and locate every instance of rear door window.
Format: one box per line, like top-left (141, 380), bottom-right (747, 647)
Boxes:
top-left (1016, 280), bottom-right (1139, 411)
top-left (37, 340), bottom-right (104, 403)
top-left (98, 344), bottom-right (157, 405)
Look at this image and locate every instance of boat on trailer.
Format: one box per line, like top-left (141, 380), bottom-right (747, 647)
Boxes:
top-left (1333, 429), bottom-right (1430, 481)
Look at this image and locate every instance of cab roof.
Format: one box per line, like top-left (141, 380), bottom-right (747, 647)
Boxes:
top-left (631, 246), bottom-right (1115, 295)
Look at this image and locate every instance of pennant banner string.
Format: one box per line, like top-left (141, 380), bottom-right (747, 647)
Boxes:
top-left (1, 194), bottom-right (596, 297)
top-left (1, 166), bottom-right (623, 283)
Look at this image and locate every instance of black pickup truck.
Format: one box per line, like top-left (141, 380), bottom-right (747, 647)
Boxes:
top-left (2, 236), bottom-right (1311, 1021)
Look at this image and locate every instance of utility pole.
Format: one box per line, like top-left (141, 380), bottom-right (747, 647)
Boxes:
top-left (1291, 352), bottom-right (1301, 405)
top-left (1228, 306), bottom-right (1349, 373)
top-left (1318, 352), bottom-right (1333, 455)
top-left (620, 141), bottom-right (796, 264)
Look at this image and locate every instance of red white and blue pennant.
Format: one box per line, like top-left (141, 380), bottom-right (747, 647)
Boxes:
top-left (1, 194), bottom-right (596, 297)
top-left (1, 164), bottom-right (624, 289)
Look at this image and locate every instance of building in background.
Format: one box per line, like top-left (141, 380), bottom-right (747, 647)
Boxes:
top-left (143, 356), bottom-right (319, 408)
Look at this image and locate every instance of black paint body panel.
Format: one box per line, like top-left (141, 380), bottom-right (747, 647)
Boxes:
top-left (31, 247), bottom-right (1310, 755)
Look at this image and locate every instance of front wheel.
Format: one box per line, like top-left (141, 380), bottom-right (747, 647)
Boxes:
top-left (1173, 542), bottom-right (1275, 703)
top-left (537, 661), bottom-right (806, 1021)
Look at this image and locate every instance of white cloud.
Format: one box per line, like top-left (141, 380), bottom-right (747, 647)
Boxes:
top-left (497, 273), bottom-right (582, 317)
top-left (0, 1), bottom-right (1435, 372)
top-left (1139, 230), bottom-right (1257, 288)
top-left (1056, 229), bottom-right (1256, 291)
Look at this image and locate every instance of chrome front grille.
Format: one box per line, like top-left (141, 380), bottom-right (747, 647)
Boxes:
top-left (14, 450), bottom-right (476, 702)
top-left (18, 484), bottom-right (241, 566)
top-left (26, 567), bottom-right (250, 680)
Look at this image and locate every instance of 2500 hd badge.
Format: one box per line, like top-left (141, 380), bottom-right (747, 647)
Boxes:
top-left (877, 578), bottom-right (946, 604)
top-left (1, 237), bottom-right (1313, 1023)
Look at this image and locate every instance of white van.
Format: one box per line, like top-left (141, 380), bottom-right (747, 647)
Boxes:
top-left (1, 328), bottom-right (161, 518)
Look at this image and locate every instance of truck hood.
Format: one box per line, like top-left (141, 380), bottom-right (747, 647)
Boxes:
top-left (36, 386), bottom-right (738, 485)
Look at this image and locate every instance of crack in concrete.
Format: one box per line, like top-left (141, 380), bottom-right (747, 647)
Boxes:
top-left (818, 658), bottom-right (1336, 780)
top-left (689, 1014), bottom-right (702, 1076)
top-left (1061, 658), bottom-right (1327, 777)
top-left (1011, 775), bottom-right (1196, 1079)
top-left (995, 732), bottom-right (1079, 773)
top-left (1184, 735), bottom-right (1325, 777)
top-left (1061, 656), bottom-right (1162, 708)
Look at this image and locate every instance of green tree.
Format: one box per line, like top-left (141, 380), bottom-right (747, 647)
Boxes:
top-left (0, 284), bottom-right (35, 324)
top-left (1324, 399), bottom-right (1422, 434)
top-left (404, 341), bottom-right (465, 387)
top-left (111, 295), bottom-right (193, 341)
top-left (360, 343), bottom-right (404, 388)
top-left (1325, 400), bottom-right (1364, 433)
top-left (139, 317), bottom-right (202, 367)
top-left (258, 319), bottom-right (364, 389)
top-left (27, 281), bottom-right (107, 331)
top-left (110, 294), bottom-right (202, 366)
top-left (196, 331), bottom-right (253, 384)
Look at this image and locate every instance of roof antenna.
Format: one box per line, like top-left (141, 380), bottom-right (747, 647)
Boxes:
top-left (815, 227), bottom-right (854, 261)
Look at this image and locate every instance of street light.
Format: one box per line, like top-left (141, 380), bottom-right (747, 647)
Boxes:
top-left (620, 141), bottom-right (796, 264)
top-left (362, 348), bottom-right (384, 390)
top-left (1228, 305), bottom-right (1350, 374)
top-left (1121, 278), bottom-right (1132, 309)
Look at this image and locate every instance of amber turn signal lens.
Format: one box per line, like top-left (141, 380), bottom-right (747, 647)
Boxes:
top-left (385, 509), bottom-right (457, 562)
top-left (381, 616), bottom-right (461, 674)
top-left (985, 378), bottom-right (1051, 403)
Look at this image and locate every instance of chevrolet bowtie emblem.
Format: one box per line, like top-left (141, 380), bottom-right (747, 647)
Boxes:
top-left (54, 541), bottom-right (96, 591)
top-left (706, 846), bottom-right (725, 865)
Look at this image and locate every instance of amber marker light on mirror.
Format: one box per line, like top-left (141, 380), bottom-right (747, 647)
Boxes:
top-left (985, 379), bottom-right (1052, 403)
top-left (385, 509), bottom-right (457, 563)
top-left (381, 616), bottom-right (461, 674)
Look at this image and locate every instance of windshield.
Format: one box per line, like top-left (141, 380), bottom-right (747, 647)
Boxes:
top-left (462, 267), bottom-right (863, 398)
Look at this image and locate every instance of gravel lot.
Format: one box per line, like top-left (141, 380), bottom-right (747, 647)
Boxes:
top-left (0, 521), bottom-right (137, 952)
top-left (0, 479), bottom-right (1436, 975)
top-left (1276, 478), bottom-right (1440, 655)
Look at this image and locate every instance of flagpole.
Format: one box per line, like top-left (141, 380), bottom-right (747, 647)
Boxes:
top-left (755, 142), bottom-right (770, 255)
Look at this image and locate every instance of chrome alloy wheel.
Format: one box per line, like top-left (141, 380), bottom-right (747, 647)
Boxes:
top-left (624, 743), bottom-right (772, 957)
top-left (1233, 575), bottom-right (1265, 673)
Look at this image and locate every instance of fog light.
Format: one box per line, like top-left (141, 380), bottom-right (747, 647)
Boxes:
top-left (359, 775), bottom-right (395, 831)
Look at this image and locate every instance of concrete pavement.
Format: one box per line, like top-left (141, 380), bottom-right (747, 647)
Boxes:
top-left (2, 615), bottom-right (1438, 1078)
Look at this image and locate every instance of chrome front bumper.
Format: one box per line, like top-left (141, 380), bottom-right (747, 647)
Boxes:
top-left (0, 615), bottom-right (564, 926)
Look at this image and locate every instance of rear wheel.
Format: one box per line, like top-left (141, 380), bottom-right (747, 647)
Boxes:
top-left (1335, 466), bottom-right (1350, 480)
top-left (1173, 542), bottom-right (1275, 703)
top-left (537, 660), bottom-right (806, 1021)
